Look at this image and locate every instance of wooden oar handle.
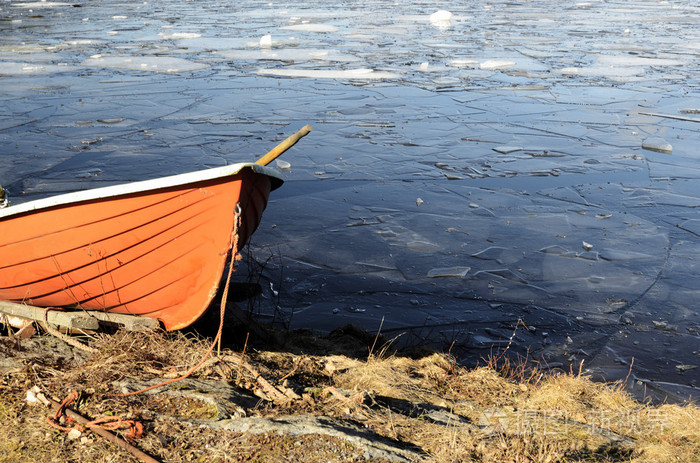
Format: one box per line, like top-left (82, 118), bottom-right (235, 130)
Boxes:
top-left (255, 124), bottom-right (312, 166)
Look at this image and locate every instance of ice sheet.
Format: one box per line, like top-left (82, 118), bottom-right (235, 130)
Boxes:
top-left (1, 0), bottom-right (698, 402)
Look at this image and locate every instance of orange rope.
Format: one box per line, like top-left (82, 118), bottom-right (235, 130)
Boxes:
top-left (47, 391), bottom-right (144, 439)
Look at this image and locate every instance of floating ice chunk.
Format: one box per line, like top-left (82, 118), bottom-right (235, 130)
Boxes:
top-left (485, 268), bottom-right (527, 284)
top-left (539, 245), bottom-right (568, 255)
top-left (449, 59), bottom-right (478, 67)
top-left (429, 10), bottom-right (452, 30)
top-left (280, 24), bottom-right (338, 33)
top-left (599, 249), bottom-right (654, 261)
top-left (83, 55), bottom-right (207, 73)
top-left (427, 266), bottom-right (471, 278)
top-left (260, 34), bottom-right (272, 48)
top-left (416, 198), bottom-right (424, 206)
top-left (275, 159), bottom-right (291, 171)
top-left (257, 68), bottom-right (399, 79)
top-left (597, 55), bottom-right (685, 67)
top-left (679, 219), bottom-right (700, 237)
top-left (472, 246), bottom-right (507, 262)
top-left (480, 60), bottom-right (515, 70)
top-left (641, 137), bottom-right (672, 154)
top-left (158, 32), bottom-right (202, 40)
top-left (0, 62), bottom-right (74, 75)
top-left (559, 66), bottom-right (642, 78)
top-left (419, 62), bottom-right (429, 71)
top-left (222, 49), bottom-right (359, 62)
top-left (15, 1), bottom-right (73, 7)
top-left (430, 10), bottom-right (452, 22)
top-left (582, 241), bottom-right (593, 251)
top-left (493, 146), bottom-right (522, 154)
top-left (406, 240), bottom-right (441, 252)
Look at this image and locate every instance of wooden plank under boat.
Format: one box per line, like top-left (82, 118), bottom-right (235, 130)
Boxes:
top-left (0, 163), bottom-right (283, 331)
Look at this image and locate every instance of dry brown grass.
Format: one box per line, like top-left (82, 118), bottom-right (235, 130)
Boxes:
top-left (1, 327), bottom-right (698, 462)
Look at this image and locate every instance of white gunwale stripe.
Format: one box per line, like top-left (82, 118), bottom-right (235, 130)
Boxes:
top-left (0, 163), bottom-right (282, 219)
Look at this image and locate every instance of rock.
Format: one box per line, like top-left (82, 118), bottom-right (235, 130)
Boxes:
top-left (206, 414), bottom-right (423, 462)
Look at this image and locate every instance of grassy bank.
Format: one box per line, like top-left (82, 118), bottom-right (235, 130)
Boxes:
top-left (0, 324), bottom-right (698, 462)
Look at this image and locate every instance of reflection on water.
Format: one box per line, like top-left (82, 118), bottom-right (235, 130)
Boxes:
top-left (1, 0), bottom-right (699, 402)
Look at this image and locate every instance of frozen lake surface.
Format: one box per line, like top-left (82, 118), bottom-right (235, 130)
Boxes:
top-left (1, 0), bottom-right (699, 402)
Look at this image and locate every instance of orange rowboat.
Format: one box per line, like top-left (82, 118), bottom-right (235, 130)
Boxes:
top-left (0, 125), bottom-right (310, 330)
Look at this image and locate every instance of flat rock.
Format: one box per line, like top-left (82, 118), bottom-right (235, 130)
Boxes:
top-left (207, 414), bottom-right (425, 462)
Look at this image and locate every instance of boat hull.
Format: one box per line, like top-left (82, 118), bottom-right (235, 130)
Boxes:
top-left (0, 164), bottom-right (281, 330)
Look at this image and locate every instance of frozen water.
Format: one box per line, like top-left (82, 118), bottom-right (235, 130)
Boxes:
top-left (257, 68), bottom-right (399, 79)
top-left (642, 137), bottom-right (673, 154)
top-left (1, 0), bottom-right (699, 402)
top-left (83, 55), bottom-right (208, 73)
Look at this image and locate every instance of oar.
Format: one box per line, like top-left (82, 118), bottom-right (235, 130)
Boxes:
top-left (254, 124), bottom-right (312, 166)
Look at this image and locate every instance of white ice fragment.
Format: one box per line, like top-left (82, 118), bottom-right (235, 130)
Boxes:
top-left (158, 32), bottom-right (202, 39)
top-left (449, 59), bottom-right (478, 67)
top-left (493, 146), bottom-right (522, 154)
top-left (582, 241), bottom-right (593, 251)
top-left (430, 10), bottom-right (453, 22)
top-left (83, 55), bottom-right (207, 73)
top-left (0, 62), bottom-right (78, 75)
top-left (427, 266), bottom-right (471, 278)
top-left (419, 62), bottom-right (429, 71)
top-left (221, 48), bottom-right (357, 62)
top-left (259, 34), bottom-right (272, 48)
top-left (597, 55), bottom-right (684, 67)
top-left (280, 24), bottom-right (338, 33)
top-left (641, 137), bottom-right (672, 154)
top-left (416, 197), bottom-right (424, 206)
top-left (479, 60), bottom-right (515, 70)
top-left (112, 15), bottom-right (127, 20)
top-left (429, 10), bottom-right (452, 30)
top-left (275, 159), bottom-right (291, 171)
top-left (16, 1), bottom-right (73, 7)
top-left (257, 68), bottom-right (399, 80)
top-left (559, 66), bottom-right (642, 78)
